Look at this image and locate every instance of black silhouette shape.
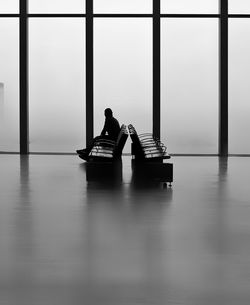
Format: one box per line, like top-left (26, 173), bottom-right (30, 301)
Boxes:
top-left (128, 124), bottom-right (173, 186)
top-left (77, 108), bottom-right (127, 162)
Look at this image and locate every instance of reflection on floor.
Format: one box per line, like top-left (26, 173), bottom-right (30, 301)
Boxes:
top-left (0, 155), bottom-right (250, 305)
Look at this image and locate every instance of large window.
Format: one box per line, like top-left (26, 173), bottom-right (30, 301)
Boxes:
top-left (94, 18), bottom-right (152, 152)
top-left (229, 19), bottom-right (250, 154)
top-left (0, 1), bottom-right (250, 155)
top-left (0, 0), bottom-right (19, 13)
top-left (0, 19), bottom-right (19, 152)
top-left (161, 0), bottom-right (218, 14)
top-left (29, 0), bottom-right (85, 13)
top-left (229, 0), bottom-right (250, 14)
top-left (29, 19), bottom-right (85, 153)
top-left (161, 19), bottom-right (218, 154)
top-left (94, 0), bottom-right (152, 14)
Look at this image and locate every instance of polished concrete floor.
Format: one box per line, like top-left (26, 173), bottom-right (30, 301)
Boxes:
top-left (0, 155), bottom-right (250, 305)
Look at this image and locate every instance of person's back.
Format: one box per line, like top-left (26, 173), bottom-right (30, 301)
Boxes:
top-left (101, 115), bottom-right (120, 141)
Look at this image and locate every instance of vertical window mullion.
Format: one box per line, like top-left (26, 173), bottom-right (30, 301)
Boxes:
top-left (153, 0), bottom-right (161, 139)
top-left (219, 0), bottom-right (228, 156)
top-left (20, 0), bottom-right (29, 154)
top-left (86, 0), bottom-right (94, 146)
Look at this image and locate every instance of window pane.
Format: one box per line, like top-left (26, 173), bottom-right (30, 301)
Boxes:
top-left (229, 20), bottom-right (250, 154)
top-left (229, 0), bottom-right (250, 14)
top-left (94, 0), bottom-right (152, 14)
top-left (94, 19), bottom-right (152, 153)
top-left (161, 19), bottom-right (218, 154)
top-left (29, 0), bottom-right (85, 13)
top-left (161, 0), bottom-right (218, 14)
top-left (0, 0), bottom-right (18, 13)
top-left (0, 19), bottom-right (19, 152)
top-left (29, 19), bottom-right (85, 153)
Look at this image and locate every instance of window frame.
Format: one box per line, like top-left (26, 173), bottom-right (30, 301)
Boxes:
top-left (0, 0), bottom-right (248, 155)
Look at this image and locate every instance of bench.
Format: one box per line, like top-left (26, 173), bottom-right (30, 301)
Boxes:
top-left (78, 124), bottom-right (128, 162)
top-left (79, 124), bottom-right (128, 181)
top-left (128, 124), bottom-right (171, 162)
top-left (128, 124), bottom-right (173, 186)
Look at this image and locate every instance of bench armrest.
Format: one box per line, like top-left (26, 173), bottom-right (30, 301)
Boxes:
top-left (138, 133), bottom-right (154, 137)
top-left (89, 149), bottom-right (113, 157)
top-left (94, 140), bottom-right (116, 147)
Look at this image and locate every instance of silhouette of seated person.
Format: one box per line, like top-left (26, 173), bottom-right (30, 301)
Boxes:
top-left (77, 108), bottom-right (120, 159)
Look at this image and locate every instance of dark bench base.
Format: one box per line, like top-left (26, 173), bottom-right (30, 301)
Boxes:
top-left (86, 160), bottom-right (122, 182)
top-left (131, 160), bottom-right (173, 185)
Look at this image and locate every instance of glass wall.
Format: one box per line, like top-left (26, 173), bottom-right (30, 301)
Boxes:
top-left (161, 19), bottom-right (218, 154)
top-left (94, 18), bottom-right (152, 153)
top-left (94, 0), bottom-right (152, 14)
top-left (229, 19), bottom-right (250, 154)
top-left (161, 0), bottom-right (218, 14)
top-left (0, 19), bottom-right (19, 152)
top-left (29, 19), bottom-right (85, 153)
top-left (0, 0), bottom-right (19, 13)
top-left (2, 1), bottom-right (250, 155)
top-left (29, 0), bottom-right (85, 13)
top-left (229, 0), bottom-right (250, 14)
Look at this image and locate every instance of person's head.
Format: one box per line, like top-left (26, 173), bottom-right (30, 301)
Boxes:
top-left (104, 108), bottom-right (113, 118)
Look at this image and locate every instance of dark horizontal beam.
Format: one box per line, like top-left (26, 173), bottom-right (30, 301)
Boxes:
top-left (2, 13), bottom-right (250, 19)
top-left (160, 14), bottom-right (220, 18)
top-left (27, 14), bottom-right (86, 17)
top-left (0, 14), bottom-right (19, 17)
top-left (93, 14), bottom-right (152, 17)
top-left (25, 14), bottom-right (152, 18)
top-left (0, 13), bottom-right (220, 18)
top-left (228, 14), bottom-right (250, 18)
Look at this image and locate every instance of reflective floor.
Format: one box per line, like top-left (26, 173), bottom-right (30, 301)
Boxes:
top-left (0, 155), bottom-right (250, 305)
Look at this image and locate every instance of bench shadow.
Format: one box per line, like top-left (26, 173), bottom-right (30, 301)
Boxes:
top-left (79, 159), bottom-right (173, 191)
top-left (81, 160), bottom-right (123, 189)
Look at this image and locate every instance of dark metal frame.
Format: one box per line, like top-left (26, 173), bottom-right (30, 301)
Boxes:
top-left (20, 0), bottom-right (29, 154)
top-left (219, 0), bottom-right (228, 156)
top-left (1, 0), bottom-right (249, 155)
top-left (86, 0), bottom-right (93, 147)
top-left (153, 0), bottom-right (161, 140)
